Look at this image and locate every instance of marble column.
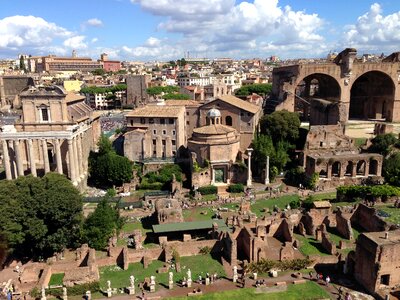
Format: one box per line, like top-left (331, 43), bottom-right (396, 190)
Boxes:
top-left (54, 139), bottom-right (63, 174)
top-left (246, 148), bottom-right (253, 187)
top-left (76, 134), bottom-right (84, 178)
top-left (72, 137), bottom-right (80, 180)
top-left (68, 139), bottom-right (77, 182)
top-left (28, 139), bottom-right (37, 177)
top-left (13, 140), bottom-right (24, 177)
top-left (2, 140), bottom-right (12, 180)
top-left (42, 139), bottom-right (50, 174)
top-left (264, 155), bottom-right (270, 185)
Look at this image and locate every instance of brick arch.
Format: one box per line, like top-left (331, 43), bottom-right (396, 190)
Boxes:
top-left (350, 70), bottom-right (395, 121)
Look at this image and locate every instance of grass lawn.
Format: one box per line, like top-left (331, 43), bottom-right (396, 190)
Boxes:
top-left (99, 254), bottom-right (225, 289)
top-left (183, 207), bottom-right (216, 222)
top-left (377, 205), bottom-right (400, 225)
top-left (354, 138), bottom-right (367, 147)
top-left (251, 195), bottom-right (300, 217)
top-left (167, 281), bottom-right (329, 300)
top-left (311, 191), bottom-right (336, 201)
top-left (49, 273), bottom-right (64, 286)
top-left (294, 234), bottom-right (329, 256)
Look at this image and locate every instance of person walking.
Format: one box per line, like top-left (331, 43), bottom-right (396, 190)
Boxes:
top-left (325, 275), bottom-right (331, 286)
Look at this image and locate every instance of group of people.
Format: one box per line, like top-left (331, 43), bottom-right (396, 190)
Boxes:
top-left (254, 279), bottom-right (266, 287)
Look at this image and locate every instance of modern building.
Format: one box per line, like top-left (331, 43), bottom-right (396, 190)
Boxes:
top-left (177, 75), bottom-right (214, 87)
top-left (99, 53), bottom-right (121, 73)
top-left (34, 55), bottom-right (101, 73)
top-left (0, 85), bottom-right (101, 189)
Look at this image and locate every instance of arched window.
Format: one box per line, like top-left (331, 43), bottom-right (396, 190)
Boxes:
top-left (225, 116), bottom-right (233, 126)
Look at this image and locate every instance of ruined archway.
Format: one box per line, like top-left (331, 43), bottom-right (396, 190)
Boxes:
top-left (349, 71), bottom-right (395, 121)
top-left (332, 161), bottom-right (341, 177)
top-left (295, 73), bottom-right (341, 123)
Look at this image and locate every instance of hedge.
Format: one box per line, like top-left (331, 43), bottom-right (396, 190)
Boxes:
top-left (227, 183), bottom-right (244, 193)
top-left (336, 184), bottom-right (400, 202)
top-left (247, 258), bottom-right (312, 274)
top-left (197, 185), bottom-right (217, 195)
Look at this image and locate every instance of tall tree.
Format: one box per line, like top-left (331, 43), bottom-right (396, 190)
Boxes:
top-left (260, 110), bottom-right (301, 145)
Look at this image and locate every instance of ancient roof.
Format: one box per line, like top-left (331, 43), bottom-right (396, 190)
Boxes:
top-left (206, 95), bottom-right (261, 114)
top-left (312, 201), bottom-right (332, 209)
top-left (65, 93), bottom-right (85, 103)
top-left (207, 108), bottom-right (221, 118)
top-left (67, 101), bottom-right (92, 122)
top-left (152, 219), bottom-right (228, 233)
top-left (125, 105), bottom-right (184, 118)
top-left (164, 100), bottom-right (201, 107)
top-left (192, 124), bottom-right (237, 135)
top-left (20, 85), bottom-right (66, 97)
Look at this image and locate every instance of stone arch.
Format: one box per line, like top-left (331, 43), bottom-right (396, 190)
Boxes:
top-left (345, 161), bottom-right (353, 177)
top-left (369, 159), bottom-right (378, 175)
top-left (349, 71), bottom-right (395, 121)
top-left (356, 160), bottom-right (366, 176)
top-left (225, 115), bottom-right (233, 126)
top-left (295, 73), bottom-right (341, 123)
top-left (332, 161), bottom-right (341, 177)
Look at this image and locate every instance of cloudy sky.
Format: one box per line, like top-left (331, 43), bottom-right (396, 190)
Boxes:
top-left (1, 0), bottom-right (399, 61)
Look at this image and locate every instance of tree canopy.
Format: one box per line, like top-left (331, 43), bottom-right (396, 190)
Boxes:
top-left (89, 134), bottom-right (133, 187)
top-left (80, 84), bottom-right (127, 95)
top-left (260, 110), bottom-right (301, 145)
top-left (369, 133), bottom-right (398, 156)
top-left (235, 83), bottom-right (272, 97)
top-left (383, 152), bottom-right (400, 186)
top-left (146, 86), bottom-right (179, 96)
top-left (163, 93), bottom-right (190, 100)
top-left (0, 173), bottom-right (82, 260)
top-left (82, 196), bottom-right (125, 250)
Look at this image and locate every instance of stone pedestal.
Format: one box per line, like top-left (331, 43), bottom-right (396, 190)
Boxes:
top-left (85, 291), bottom-right (91, 300)
top-left (149, 284), bottom-right (155, 293)
top-left (187, 279), bottom-right (192, 288)
top-left (127, 287), bottom-right (135, 295)
top-left (233, 274), bottom-right (238, 283)
top-left (169, 281), bottom-right (173, 289)
top-left (253, 273), bottom-right (258, 280)
top-left (205, 278), bottom-right (210, 285)
top-left (106, 289), bottom-right (112, 298)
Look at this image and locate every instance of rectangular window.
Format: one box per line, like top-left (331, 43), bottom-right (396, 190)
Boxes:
top-left (41, 108), bottom-right (49, 121)
top-left (172, 140), bottom-right (176, 146)
top-left (169, 118), bottom-right (174, 124)
top-left (152, 139), bottom-right (156, 145)
top-left (186, 121), bottom-right (190, 125)
top-left (162, 130), bottom-right (166, 135)
top-left (186, 112), bottom-right (189, 116)
top-left (130, 120), bottom-right (133, 126)
top-left (162, 140), bottom-right (166, 146)
top-left (381, 274), bottom-right (390, 285)
top-left (160, 118), bottom-right (165, 124)
top-left (172, 151), bottom-right (176, 156)
top-left (172, 130), bottom-right (176, 135)
top-left (153, 130), bottom-right (157, 135)
top-left (140, 118), bottom-right (145, 124)
top-left (149, 118), bottom-right (154, 124)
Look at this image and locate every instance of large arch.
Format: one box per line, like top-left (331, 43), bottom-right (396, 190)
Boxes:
top-left (349, 71), bottom-right (395, 121)
top-left (295, 73), bottom-right (341, 122)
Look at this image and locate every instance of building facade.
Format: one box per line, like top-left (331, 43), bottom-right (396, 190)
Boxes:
top-left (0, 86), bottom-right (100, 188)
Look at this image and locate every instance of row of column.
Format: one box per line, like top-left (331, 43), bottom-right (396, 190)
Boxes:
top-left (1, 134), bottom-right (87, 185)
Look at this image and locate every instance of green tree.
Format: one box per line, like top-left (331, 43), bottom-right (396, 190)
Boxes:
top-left (92, 68), bottom-right (106, 76)
top-left (82, 197), bottom-right (125, 250)
top-left (369, 133), bottom-right (398, 156)
top-left (89, 135), bottom-right (133, 187)
top-left (260, 110), bottom-right (301, 145)
top-left (19, 56), bottom-right (26, 72)
top-left (0, 173), bottom-right (82, 259)
top-left (235, 83), bottom-right (272, 97)
top-left (383, 152), bottom-right (400, 186)
top-left (163, 93), bottom-right (190, 100)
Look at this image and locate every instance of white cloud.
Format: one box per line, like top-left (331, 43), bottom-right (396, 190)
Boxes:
top-left (0, 15), bottom-right (71, 49)
top-left (343, 3), bottom-right (400, 52)
top-left (91, 37), bottom-right (99, 43)
top-left (84, 18), bottom-right (103, 27)
top-left (131, 0), bottom-right (325, 59)
top-left (63, 35), bottom-right (88, 49)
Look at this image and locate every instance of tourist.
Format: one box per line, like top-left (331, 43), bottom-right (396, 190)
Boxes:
top-left (345, 292), bottom-right (352, 300)
top-left (325, 275), bottom-right (331, 286)
top-left (309, 271), bottom-right (313, 280)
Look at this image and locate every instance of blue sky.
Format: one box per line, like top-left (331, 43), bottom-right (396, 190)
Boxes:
top-left (0, 0), bottom-right (399, 61)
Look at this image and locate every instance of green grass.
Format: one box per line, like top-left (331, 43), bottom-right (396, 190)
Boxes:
top-left (99, 254), bottom-right (225, 289)
top-left (311, 191), bottom-right (336, 201)
top-left (49, 273), bottom-right (64, 286)
top-left (167, 281), bottom-right (329, 300)
top-left (377, 205), bottom-right (400, 225)
top-left (355, 138), bottom-right (367, 147)
top-left (183, 207), bottom-right (215, 222)
top-left (251, 195), bottom-right (300, 217)
top-left (294, 234), bottom-right (329, 256)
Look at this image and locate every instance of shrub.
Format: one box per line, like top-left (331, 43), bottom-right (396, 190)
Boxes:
top-left (67, 282), bottom-right (100, 296)
top-left (228, 183), bottom-right (244, 193)
top-left (336, 184), bottom-right (400, 202)
top-left (302, 196), bottom-right (317, 210)
top-left (305, 172), bottom-right (319, 190)
top-left (289, 199), bottom-right (301, 209)
top-left (247, 258), bottom-right (312, 273)
top-left (197, 185), bottom-right (217, 195)
top-left (137, 181), bottom-right (164, 190)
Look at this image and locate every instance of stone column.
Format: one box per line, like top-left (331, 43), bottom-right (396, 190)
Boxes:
top-left (14, 140), bottom-right (24, 177)
top-left (68, 139), bottom-right (77, 183)
top-left (264, 155), bottom-right (270, 185)
top-left (72, 137), bottom-right (80, 179)
top-left (42, 139), bottom-right (50, 173)
top-left (351, 162), bottom-right (357, 177)
top-left (165, 136), bottom-right (172, 157)
top-left (327, 164), bottom-right (332, 179)
top-left (28, 139), bottom-right (37, 177)
top-left (54, 139), bottom-right (63, 174)
top-left (76, 134), bottom-right (84, 178)
top-left (2, 140), bottom-right (12, 180)
top-left (156, 136), bottom-right (162, 158)
top-left (247, 148), bottom-right (253, 187)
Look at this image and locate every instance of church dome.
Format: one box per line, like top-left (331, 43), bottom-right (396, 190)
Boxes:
top-left (206, 108), bottom-right (221, 118)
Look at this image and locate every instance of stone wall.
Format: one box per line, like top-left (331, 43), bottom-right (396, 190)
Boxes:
top-left (351, 204), bottom-right (391, 232)
top-left (336, 210), bottom-right (353, 240)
